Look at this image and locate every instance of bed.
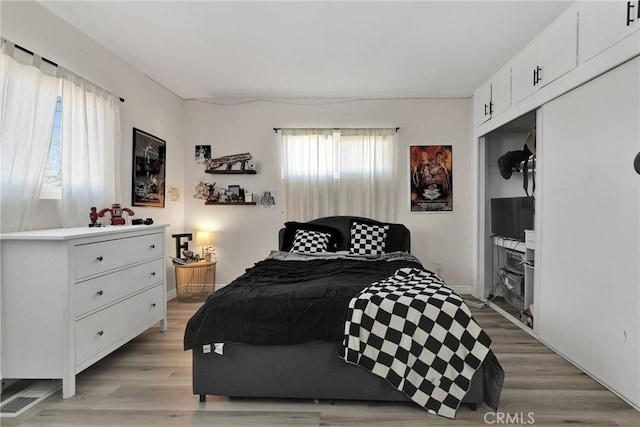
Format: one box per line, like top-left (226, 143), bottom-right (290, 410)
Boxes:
top-left (184, 216), bottom-right (504, 418)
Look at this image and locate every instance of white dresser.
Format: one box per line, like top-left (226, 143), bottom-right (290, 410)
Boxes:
top-left (0, 224), bottom-right (168, 398)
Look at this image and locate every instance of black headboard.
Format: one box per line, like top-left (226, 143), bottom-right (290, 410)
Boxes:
top-left (278, 216), bottom-right (411, 253)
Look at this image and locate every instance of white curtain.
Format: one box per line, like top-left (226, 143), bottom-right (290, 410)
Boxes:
top-left (337, 128), bottom-right (397, 220)
top-left (281, 128), bottom-right (397, 222)
top-left (0, 42), bottom-right (59, 232)
top-left (281, 129), bottom-right (338, 220)
top-left (58, 67), bottom-right (121, 227)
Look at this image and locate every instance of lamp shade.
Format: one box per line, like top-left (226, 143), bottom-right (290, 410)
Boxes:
top-left (194, 230), bottom-right (214, 247)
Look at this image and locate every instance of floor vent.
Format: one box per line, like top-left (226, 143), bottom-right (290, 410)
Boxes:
top-left (1, 397), bottom-right (39, 414)
top-left (0, 381), bottom-right (60, 417)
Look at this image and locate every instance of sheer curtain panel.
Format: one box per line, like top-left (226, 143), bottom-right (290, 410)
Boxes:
top-left (58, 68), bottom-right (122, 227)
top-left (337, 128), bottom-right (396, 220)
top-left (281, 129), bottom-right (337, 221)
top-left (0, 42), bottom-right (59, 232)
top-left (281, 128), bottom-right (396, 222)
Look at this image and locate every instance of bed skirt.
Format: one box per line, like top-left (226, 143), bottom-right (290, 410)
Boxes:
top-left (192, 341), bottom-right (485, 405)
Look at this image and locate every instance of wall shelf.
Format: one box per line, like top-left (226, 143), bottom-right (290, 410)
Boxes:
top-left (205, 201), bottom-right (256, 205)
top-left (205, 169), bottom-right (256, 175)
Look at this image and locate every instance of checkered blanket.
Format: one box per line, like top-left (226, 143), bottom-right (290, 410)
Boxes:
top-left (343, 268), bottom-right (493, 419)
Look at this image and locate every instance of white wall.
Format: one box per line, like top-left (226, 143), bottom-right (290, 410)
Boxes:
top-left (1, 2), bottom-right (475, 293)
top-left (183, 98), bottom-right (474, 289)
top-left (1, 1), bottom-right (186, 293)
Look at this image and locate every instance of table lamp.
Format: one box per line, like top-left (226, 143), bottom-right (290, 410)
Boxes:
top-left (195, 230), bottom-right (215, 262)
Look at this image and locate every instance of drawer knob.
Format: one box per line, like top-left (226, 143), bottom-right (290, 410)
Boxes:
top-left (150, 272), bottom-right (156, 276)
top-left (97, 330), bottom-right (104, 336)
top-left (151, 303), bottom-right (157, 308)
top-left (97, 290), bottom-right (104, 296)
top-left (150, 244), bottom-right (155, 249)
top-left (96, 256), bottom-right (104, 262)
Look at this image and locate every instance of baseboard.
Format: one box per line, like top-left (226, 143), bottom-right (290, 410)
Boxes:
top-left (450, 285), bottom-right (473, 296)
top-left (166, 285), bottom-right (226, 301)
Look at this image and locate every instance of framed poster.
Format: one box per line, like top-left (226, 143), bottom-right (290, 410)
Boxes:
top-left (132, 127), bottom-right (166, 208)
top-left (410, 145), bottom-right (453, 212)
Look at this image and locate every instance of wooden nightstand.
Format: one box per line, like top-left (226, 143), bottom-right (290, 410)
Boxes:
top-left (175, 260), bottom-right (216, 302)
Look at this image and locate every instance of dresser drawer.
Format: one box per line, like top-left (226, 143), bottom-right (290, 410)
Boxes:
top-left (75, 232), bottom-right (163, 279)
top-left (75, 259), bottom-right (164, 318)
top-left (75, 284), bottom-right (164, 366)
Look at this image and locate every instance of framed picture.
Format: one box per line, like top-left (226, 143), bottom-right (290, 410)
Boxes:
top-left (132, 127), bottom-right (166, 208)
top-left (227, 185), bottom-right (241, 201)
top-left (410, 145), bottom-right (453, 212)
top-left (195, 145), bottom-right (211, 163)
top-left (260, 190), bottom-right (276, 208)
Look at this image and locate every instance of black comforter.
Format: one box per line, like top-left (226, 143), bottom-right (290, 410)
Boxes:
top-left (183, 252), bottom-right (424, 349)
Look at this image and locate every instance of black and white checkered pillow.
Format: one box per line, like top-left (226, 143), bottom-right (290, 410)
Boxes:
top-left (290, 229), bottom-right (331, 254)
top-left (349, 222), bottom-right (389, 255)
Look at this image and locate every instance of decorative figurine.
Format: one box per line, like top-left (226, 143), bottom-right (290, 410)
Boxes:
top-left (218, 188), bottom-right (228, 203)
top-left (97, 203), bottom-right (135, 226)
top-left (182, 250), bottom-right (201, 263)
top-left (194, 181), bottom-right (216, 201)
top-left (89, 207), bottom-right (102, 227)
top-left (206, 183), bottom-right (217, 202)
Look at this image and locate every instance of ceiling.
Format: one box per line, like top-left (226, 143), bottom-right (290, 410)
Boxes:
top-left (39, 1), bottom-right (572, 100)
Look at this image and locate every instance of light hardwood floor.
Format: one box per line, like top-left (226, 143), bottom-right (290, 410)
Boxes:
top-left (3, 299), bottom-right (638, 427)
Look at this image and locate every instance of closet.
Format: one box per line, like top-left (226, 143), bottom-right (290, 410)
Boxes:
top-left (475, 1), bottom-right (640, 408)
top-left (480, 112), bottom-right (538, 327)
top-left (538, 57), bottom-right (639, 405)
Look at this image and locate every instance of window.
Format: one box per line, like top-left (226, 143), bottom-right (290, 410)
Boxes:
top-left (2, 38), bottom-right (121, 231)
top-left (40, 96), bottom-right (62, 199)
top-left (280, 128), bottom-right (397, 221)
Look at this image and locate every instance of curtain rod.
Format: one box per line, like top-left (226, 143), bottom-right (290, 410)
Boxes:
top-left (273, 127), bottom-right (399, 133)
top-left (2, 38), bottom-right (125, 103)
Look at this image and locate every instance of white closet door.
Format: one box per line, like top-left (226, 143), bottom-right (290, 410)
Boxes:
top-left (539, 57), bottom-right (640, 406)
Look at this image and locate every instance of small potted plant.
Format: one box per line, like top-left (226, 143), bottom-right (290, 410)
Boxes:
top-left (203, 245), bottom-right (215, 262)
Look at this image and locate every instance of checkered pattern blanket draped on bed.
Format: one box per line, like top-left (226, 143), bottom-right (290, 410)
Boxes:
top-left (343, 268), bottom-right (492, 419)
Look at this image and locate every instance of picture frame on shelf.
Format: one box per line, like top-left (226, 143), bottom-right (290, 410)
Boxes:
top-left (132, 128), bottom-right (166, 208)
top-left (228, 185), bottom-right (241, 202)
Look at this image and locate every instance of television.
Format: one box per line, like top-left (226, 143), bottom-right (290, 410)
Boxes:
top-left (490, 196), bottom-right (534, 241)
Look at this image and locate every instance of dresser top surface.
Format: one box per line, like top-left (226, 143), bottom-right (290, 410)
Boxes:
top-left (0, 224), bottom-right (169, 241)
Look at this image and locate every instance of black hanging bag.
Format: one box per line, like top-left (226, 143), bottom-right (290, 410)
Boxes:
top-left (496, 130), bottom-right (536, 195)
top-left (497, 149), bottom-right (530, 180)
